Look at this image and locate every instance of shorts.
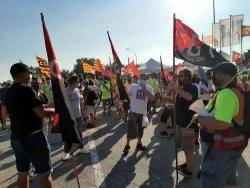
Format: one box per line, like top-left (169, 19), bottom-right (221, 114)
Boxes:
top-left (102, 99), bottom-right (111, 106)
top-left (11, 130), bottom-right (52, 175)
top-left (176, 126), bottom-right (195, 153)
top-left (201, 145), bottom-right (243, 188)
top-left (86, 105), bottom-right (95, 115)
top-left (127, 112), bottom-right (144, 139)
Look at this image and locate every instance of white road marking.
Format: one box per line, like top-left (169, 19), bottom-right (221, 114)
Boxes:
top-left (88, 136), bottom-right (106, 188)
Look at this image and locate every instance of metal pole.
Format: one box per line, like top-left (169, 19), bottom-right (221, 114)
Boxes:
top-left (240, 19), bottom-right (243, 56)
top-left (212, 0), bottom-right (216, 48)
top-left (173, 13), bottom-right (179, 186)
top-left (230, 15), bottom-right (232, 62)
top-left (126, 48), bottom-right (138, 65)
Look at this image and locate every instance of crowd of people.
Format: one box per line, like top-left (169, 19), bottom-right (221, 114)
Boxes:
top-left (0, 61), bottom-right (250, 188)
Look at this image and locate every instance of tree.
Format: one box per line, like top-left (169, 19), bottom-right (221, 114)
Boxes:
top-left (74, 57), bottom-right (100, 75)
top-left (244, 49), bottom-right (250, 61)
top-left (61, 69), bottom-right (71, 80)
top-left (29, 66), bottom-right (41, 78)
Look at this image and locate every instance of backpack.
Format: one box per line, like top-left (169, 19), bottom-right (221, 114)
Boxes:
top-left (200, 87), bottom-right (250, 142)
top-left (234, 90), bottom-right (250, 138)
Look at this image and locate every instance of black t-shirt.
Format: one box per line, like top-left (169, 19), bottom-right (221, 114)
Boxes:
top-left (175, 83), bottom-right (198, 128)
top-left (5, 83), bottom-right (43, 139)
top-left (83, 87), bottom-right (98, 106)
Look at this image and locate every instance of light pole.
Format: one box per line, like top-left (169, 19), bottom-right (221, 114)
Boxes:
top-left (126, 48), bottom-right (137, 65)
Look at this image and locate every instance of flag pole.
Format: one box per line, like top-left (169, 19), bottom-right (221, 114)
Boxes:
top-left (173, 13), bottom-right (179, 185)
top-left (212, 0), bottom-right (216, 48)
top-left (240, 19), bottom-right (243, 56)
top-left (219, 21), bottom-right (222, 53)
top-left (230, 14), bottom-right (232, 62)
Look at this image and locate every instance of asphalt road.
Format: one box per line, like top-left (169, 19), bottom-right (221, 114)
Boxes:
top-left (1, 108), bottom-right (250, 188)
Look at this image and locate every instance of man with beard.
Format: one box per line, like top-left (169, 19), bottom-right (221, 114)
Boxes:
top-left (174, 68), bottom-right (198, 178)
top-left (194, 63), bottom-right (248, 188)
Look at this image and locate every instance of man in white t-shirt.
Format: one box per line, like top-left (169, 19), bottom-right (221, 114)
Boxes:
top-left (63, 76), bottom-right (90, 160)
top-left (123, 74), bottom-right (154, 155)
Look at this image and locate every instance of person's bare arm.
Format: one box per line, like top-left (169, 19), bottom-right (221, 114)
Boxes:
top-left (33, 106), bottom-right (55, 119)
top-left (198, 115), bottom-right (231, 132)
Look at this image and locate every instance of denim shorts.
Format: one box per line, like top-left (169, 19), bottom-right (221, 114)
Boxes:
top-left (201, 145), bottom-right (243, 188)
top-left (11, 130), bottom-right (52, 175)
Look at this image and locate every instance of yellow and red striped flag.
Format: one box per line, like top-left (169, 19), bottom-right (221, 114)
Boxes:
top-left (35, 55), bottom-right (50, 76)
top-left (82, 62), bottom-right (95, 74)
top-left (93, 60), bottom-right (105, 73)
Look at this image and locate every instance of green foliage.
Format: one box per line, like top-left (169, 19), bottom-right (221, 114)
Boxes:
top-left (244, 49), bottom-right (250, 60)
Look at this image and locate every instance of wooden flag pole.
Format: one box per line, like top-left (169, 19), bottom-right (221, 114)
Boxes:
top-left (173, 13), bottom-right (179, 185)
top-left (71, 154), bottom-right (81, 188)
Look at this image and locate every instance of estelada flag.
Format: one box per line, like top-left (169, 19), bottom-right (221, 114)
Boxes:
top-left (40, 13), bottom-right (82, 151)
top-left (160, 56), bottom-right (167, 87)
top-left (107, 31), bottom-right (123, 74)
top-left (174, 18), bottom-right (227, 67)
top-left (93, 59), bottom-right (105, 73)
top-left (107, 31), bottom-right (129, 102)
top-left (82, 62), bottom-right (95, 74)
top-left (232, 51), bottom-right (242, 64)
top-left (123, 61), bottom-right (141, 77)
top-left (36, 55), bottom-right (50, 76)
top-left (242, 25), bottom-right (250, 37)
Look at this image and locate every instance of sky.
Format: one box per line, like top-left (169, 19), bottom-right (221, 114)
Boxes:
top-left (1, 0), bottom-right (250, 82)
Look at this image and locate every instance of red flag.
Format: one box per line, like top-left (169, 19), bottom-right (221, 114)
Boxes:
top-left (107, 31), bottom-right (129, 101)
top-left (232, 51), bottom-right (242, 64)
top-left (174, 63), bottom-right (182, 75)
top-left (160, 56), bottom-right (167, 87)
top-left (174, 18), bottom-right (227, 67)
top-left (164, 70), bottom-right (170, 78)
top-left (123, 62), bottom-right (141, 77)
top-left (107, 31), bottom-right (122, 72)
top-left (40, 13), bottom-right (81, 150)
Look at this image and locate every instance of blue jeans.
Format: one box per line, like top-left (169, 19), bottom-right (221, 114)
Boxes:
top-left (11, 130), bottom-right (52, 175)
top-left (201, 145), bottom-right (243, 188)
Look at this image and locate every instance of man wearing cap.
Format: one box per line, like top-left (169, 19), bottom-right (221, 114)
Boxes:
top-left (194, 62), bottom-right (248, 188)
top-left (4, 63), bottom-right (55, 188)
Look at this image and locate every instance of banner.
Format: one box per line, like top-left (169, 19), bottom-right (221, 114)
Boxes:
top-left (242, 25), bottom-right (250, 37)
top-left (213, 23), bottom-right (220, 47)
top-left (232, 51), bottom-right (242, 64)
top-left (220, 18), bottom-right (231, 47)
top-left (174, 18), bottom-right (226, 67)
top-left (232, 15), bottom-right (244, 45)
top-left (202, 35), bottom-right (213, 45)
top-left (82, 62), bottom-right (95, 74)
top-left (36, 55), bottom-right (50, 76)
top-left (40, 13), bottom-right (82, 150)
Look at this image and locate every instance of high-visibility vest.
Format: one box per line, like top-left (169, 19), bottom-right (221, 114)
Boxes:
top-left (212, 88), bottom-right (248, 150)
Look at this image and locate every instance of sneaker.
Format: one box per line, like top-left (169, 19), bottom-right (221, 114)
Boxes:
top-left (136, 144), bottom-right (147, 151)
top-left (178, 168), bottom-right (192, 178)
top-left (160, 131), bottom-right (168, 138)
top-left (176, 163), bottom-right (187, 170)
top-left (78, 147), bottom-right (90, 154)
top-left (123, 145), bottom-right (130, 155)
top-left (62, 153), bottom-right (72, 161)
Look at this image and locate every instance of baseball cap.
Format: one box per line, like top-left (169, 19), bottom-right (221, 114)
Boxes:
top-left (212, 62), bottom-right (237, 77)
top-left (10, 63), bottom-right (32, 77)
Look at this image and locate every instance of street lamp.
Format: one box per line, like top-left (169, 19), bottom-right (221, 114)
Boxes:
top-left (126, 48), bottom-right (138, 65)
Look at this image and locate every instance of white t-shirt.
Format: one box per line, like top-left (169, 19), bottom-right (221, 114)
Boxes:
top-left (128, 83), bottom-right (154, 115)
top-left (65, 87), bottom-right (82, 118)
